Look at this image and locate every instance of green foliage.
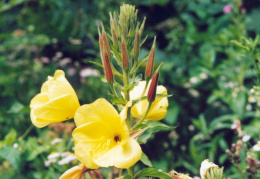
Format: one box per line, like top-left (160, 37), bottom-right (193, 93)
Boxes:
top-left (1, 0), bottom-right (260, 178)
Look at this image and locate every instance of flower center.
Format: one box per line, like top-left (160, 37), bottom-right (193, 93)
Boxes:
top-left (114, 134), bottom-right (121, 142)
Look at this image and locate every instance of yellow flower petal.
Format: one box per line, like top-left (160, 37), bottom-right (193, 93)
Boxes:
top-left (59, 164), bottom-right (85, 179)
top-left (93, 138), bottom-right (142, 168)
top-left (130, 81), bottom-right (168, 121)
top-left (73, 98), bottom-right (142, 169)
top-left (30, 70), bottom-right (80, 128)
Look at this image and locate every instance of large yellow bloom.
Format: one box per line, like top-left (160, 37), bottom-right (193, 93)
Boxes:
top-left (130, 81), bottom-right (168, 120)
top-left (73, 98), bottom-right (142, 169)
top-left (30, 70), bottom-right (80, 128)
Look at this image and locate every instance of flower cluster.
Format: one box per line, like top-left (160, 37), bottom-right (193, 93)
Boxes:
top-left (30, 4), bottom-right (169, 178)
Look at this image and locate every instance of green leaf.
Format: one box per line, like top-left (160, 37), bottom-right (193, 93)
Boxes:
top-left (4, 128), bottom-right (17, 145)
top-left (0, 146), bottom-right (21, 171)
top-left (135, 168), bottom-right (172, 179)
top-left (140, 152), bottom-right (153, 167)
top-left (7, 101), bottom-right (24, 113)
top-left (136, 121), bottom-right (175, 144)
top-left (89, 61), bottom-right (104, 68)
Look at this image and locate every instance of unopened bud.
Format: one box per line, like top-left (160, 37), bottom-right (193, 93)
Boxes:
top-left (102, 26), bottom-right (111, 60)
top-left (99, 32), bottom-right (105, 63)
top-left (103, 52), bottom-right (113, 83)
top-left (225, 149), bottom-right (233, 160)
top-left (121, 38), bottom-right (129, 70)
top-left (231, 143), bottom-right (236, 153)
top-left (133, 30), bottom-right (140, 60)
top-left (145, 37), bottom-right (156, 79)
top-left (112, 28), bottom-right (119, 49)
top-left (139, 17), bottom-right (146, 38)
top-left (147, 72), bottom-right (159, 102)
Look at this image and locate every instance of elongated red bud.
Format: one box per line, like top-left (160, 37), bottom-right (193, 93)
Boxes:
top-left (121, 38), bottom-right (129, 70)
top-left (145, 37), bottom-right (156, 78)
top-left (99, 34), bottom-right (105, 63)
top-left (102, 29), bottom-right (111, 60)
top-left (147, 71), bottom-right (159, 102)
top-left (103, 52), bottom-right (113, 83)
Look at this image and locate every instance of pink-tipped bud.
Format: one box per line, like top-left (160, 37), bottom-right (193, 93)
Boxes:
top-left (147, 71), bottom-right (159, 102)
top-left (103, 52), bottom-right (113, 83)
top-left (133, 30), bottom-right (140, 60)
top-left (121, 38), bottom-right (129, 70)
top-left (145, 37), bottom-right (156, 78)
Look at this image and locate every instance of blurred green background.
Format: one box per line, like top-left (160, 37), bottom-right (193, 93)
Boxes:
top-left (0, 0), bottom-right (260, 178)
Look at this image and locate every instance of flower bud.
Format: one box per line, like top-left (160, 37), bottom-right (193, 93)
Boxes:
top-left (133, 30), bottom-right (140, 60)
top-left (112, 28), bottom-right (119, 49)
top-left (103, 52), bottom-right (113, 83)
top-left (231, 143), bottom-right (236, 153)
top-left (102, 26), bottom-right (111, 60)
top-left (145, 37), bottom-right (156, 79)
top-left (147, 71), bottom-right (159, 102)
top-left (121, 38), bottom-right (129, 70)
top-left (99, 32), bottom-right (105, 63)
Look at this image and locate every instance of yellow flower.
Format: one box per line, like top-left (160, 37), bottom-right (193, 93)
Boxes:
top-left (59, 164), bottom-right (85, 179)
top-left (73, 98), bottom-right (142, 169)
top-left (130, 81), bottom-right (168, 120)
top-left (30, 70), bottom-right (80, 128)
top-left (200, 159), bottom-right (218, 179)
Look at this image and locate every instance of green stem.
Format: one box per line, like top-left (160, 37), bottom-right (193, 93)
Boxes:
top-left (132, 102), bottom-right (152, 129)
top-left (18, 124), bottom-right (34, 141)
top-left (234, 163), bottom-right (245, 179)
top-left (109, 82), bottom-right (118, 97)
top-left (141, 79), bottom-right (149, 97)
top-left (127, 167), bottom-right (134, 178)
top-left (123, 70), bottom-right (131, 130)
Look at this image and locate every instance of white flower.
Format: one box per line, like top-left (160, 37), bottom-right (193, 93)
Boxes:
top-left (58, 153), bottom-right (77, 165)
top-left (189, 77), bottom-right (198, 84)
top-left (199, 73), bottom-right (208, 80)
top-left (51, 138), bottom-right (63, 145)
top-left (13, 143), bottom-right (18, 149)
top-left (44, 158), bottom-right (57, 167)
top-left (47, 152), bottom-right (61, 160)
top-left (242, 135), bottom-right (251, 142)
top-left (248, 95), bottom-right (256, 103)
top-left (200, 159), bottom-right (218, 179)
top-left (253, 142), bottom-right (260, 151)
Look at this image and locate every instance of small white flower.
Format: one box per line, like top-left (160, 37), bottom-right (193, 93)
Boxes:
top-left (248, 96), bottom-right (256, 103)
top-left (242, 135), bottom-right (251, 142)
top-left (13, 143), bottom-right (18, 149)
top-left (200, 159), bottom-right (218, 179)
top-left (51, 138), bottom-right (63, 145)
top-left (44, 158), bottom-right (57, 167)
top-left (47, 152), bottom-right (61, 160)
top-left (189, 77), bottom-right (198, 84)
top-left (79, 68), bottom-right (98, 78)
top-left (58, 153), bottom-right (77, 165)
top-left (246, 104), bottom-right (252, 111)
top-left (199, 72), bottom-right (208, 80)
top-left (253, 142), bottom-right (260, 151)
